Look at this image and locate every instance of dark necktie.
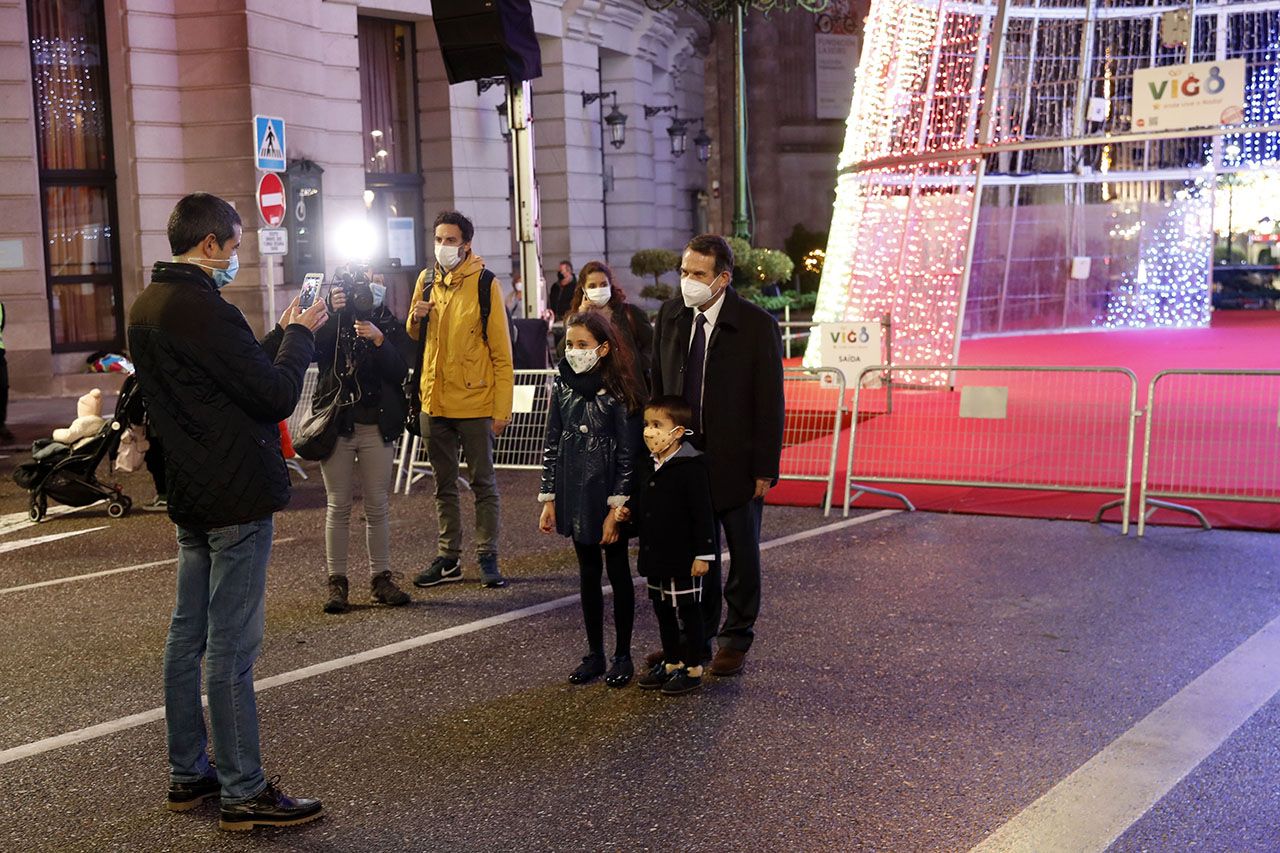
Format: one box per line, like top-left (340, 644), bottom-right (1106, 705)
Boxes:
top-left (684, 313), bottom-right (708, 431)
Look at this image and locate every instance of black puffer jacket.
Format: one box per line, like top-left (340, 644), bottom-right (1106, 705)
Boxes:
top-left (126, 262), bottom-right (314, 529)
top-left (539, 360), bottom-right (641, 543)
top-left (311, 304), bottom-right (410, 444)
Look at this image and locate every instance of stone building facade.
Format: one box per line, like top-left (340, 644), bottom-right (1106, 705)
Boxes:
top-left (1, 0), bottom-right (709, 393)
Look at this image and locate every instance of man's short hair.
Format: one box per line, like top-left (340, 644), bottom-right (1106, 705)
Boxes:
top-left (559, 260), bottom-right (574, 273)
top-left (434, 209), bottom-right (474, 244)
top-left (646, 394), bottom-right (694, 431)
top-left (685, 234), bottom-right (734, 278)
top-left (168, 193), bottom-right (241, 256)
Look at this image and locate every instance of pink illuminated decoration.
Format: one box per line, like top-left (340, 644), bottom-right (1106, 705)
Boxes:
top-left (812, 0), bottom-right (1280, 370)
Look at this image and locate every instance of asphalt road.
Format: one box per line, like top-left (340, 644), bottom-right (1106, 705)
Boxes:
top-left (2, 449), bottom-right (1279, 852)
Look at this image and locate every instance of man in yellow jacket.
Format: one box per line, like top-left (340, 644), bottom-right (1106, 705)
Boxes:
top-left (407, 210), bottom-right (514, 589)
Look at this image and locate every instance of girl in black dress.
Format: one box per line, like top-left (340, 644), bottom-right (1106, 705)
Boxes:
top-left (538, 311), bottom-right (645, 686)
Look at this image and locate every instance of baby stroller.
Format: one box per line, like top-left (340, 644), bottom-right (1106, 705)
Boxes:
top-left (11, 378), bottom-right (137, 523)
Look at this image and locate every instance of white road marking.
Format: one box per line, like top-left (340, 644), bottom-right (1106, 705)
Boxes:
top-left (0, 537), bottom-right (297, 596)
top-left (0, 513), bottom-right (895, 766)
top-left (0, 526), bottom-right (107, 555)
top-left (0, 502), bottom-right (104, 538)
top-left (970, 611), bottom-right (1280, 853)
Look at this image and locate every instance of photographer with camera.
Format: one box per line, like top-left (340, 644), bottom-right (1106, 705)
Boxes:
top-left (312, 265), bottom-right (413, 614)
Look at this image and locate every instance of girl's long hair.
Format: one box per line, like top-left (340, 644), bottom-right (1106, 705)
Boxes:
top-left (565, 310), bottom-right (645, 414)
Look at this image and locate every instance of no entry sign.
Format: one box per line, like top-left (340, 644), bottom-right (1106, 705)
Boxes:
top-left (257, 172), bottom-right (286, 227)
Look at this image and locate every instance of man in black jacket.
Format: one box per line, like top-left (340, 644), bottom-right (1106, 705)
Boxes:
top-left (127, 193), bottom-right (328, 832)
top-left (651, 234), bottom-right (785, 678)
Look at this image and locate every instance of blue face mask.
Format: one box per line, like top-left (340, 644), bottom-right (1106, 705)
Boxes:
top-left (212, 255), bottom-right (239, 289)
top-left (193, 255), bottom-right (238, 289)
top-left (370, 282), bottom-right (386, 308)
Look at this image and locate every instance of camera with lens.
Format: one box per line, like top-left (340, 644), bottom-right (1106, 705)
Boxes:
top-left (330, 263), bottom-right (377, 320)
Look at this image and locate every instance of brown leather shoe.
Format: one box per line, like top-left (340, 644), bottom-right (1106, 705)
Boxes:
top-left (643, 649), bottom-right (665, 669)
top-left (710, 647), bottom-right (746, 677)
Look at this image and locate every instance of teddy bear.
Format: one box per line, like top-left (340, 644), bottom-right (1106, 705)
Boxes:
top-left (52, 388), bottom-right (106, 447)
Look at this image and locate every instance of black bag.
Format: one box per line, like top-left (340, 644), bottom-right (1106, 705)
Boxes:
top-left (293, 385), bottom-right (343, 461)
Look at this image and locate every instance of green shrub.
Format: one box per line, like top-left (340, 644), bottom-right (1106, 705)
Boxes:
top-left (629, 249), bottom-right (681, 291)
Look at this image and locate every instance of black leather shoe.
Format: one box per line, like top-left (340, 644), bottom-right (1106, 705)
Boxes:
top-left (568, 653), bottom-right (606, 684)
top-left (604, 655), bottom-right (634, 688)
top-left (218, 779), bottom-right (324, 832)
top-left (167, 774), bottom-right (219, 812)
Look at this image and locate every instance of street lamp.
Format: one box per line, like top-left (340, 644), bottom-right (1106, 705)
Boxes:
top-left (497, 100), bottom-right (511, 142)
top-left (583, 91), bottom-right (628, 149)
top-left (644, 104), bottom-right (706, 159)
top-left (693, 121), bottom-right (712, 164)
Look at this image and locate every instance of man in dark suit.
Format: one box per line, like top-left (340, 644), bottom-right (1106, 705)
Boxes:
top-left (650, 234), bottom-right (785, 677)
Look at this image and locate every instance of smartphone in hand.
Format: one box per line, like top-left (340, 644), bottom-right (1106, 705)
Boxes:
top-left (299, 272), bottom-right (324, 309)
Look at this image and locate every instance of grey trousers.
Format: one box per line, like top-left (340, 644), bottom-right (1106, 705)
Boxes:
top-left (423, 414), bottom-right (500, 558)
top-left (319, 423), bottom-right (396, 578)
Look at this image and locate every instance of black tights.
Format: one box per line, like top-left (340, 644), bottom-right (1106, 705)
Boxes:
top-left (573, 539), bottom-right (634, 659)
top-left (653, 593), bottom-right (704, 667)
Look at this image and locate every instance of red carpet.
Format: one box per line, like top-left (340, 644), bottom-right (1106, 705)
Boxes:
top-left (769, 312), bottom-right (1280, 531)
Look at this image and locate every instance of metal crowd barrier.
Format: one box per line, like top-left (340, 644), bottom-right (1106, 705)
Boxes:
top-left (392, 368), bottom-right (558, 495)
top-left (844, 365), bottom-right (1141, 534)
top-left (779, 367), bottom-right (846, 516)
top-left (1138, 369), bottom-right (1280, 537)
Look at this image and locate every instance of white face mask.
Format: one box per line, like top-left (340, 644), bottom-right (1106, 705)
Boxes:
top-left (564, 344), bottom-right (603, 374)
top-left (681, 274), bottom-right (720, 308)
top-left (643, 425), bottom-right (686, 456)
top-left (584, 285), bottom-right (611, 307)
top-left (435, 244), bottom-right (463, 270)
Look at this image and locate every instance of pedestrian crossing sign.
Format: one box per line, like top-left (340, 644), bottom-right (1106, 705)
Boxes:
top-left (254, 115), bottom-right (286, 172)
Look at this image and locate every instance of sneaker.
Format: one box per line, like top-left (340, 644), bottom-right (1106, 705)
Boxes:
top-left (604, 655), bottom-right (634, 688)
top-left (141, 495), bottom-right (168, 512)
top-left (413, 556), bottom-right (462, 588)
top-left (637, 661), bottom-right (676, 691)
top-left (166, 773), bottom-right (220, 812)
top-left (322, 576), bottom-right (349, 614)
top-left (370, 571), bottom-right (410, 606)
top-left (661, 667), bottom-right (703, 696)
top-left (478, 552), bottom-right (507, 589)
top-left (568, 653), bottom-right (606, 684)
top-left (218, 778), bottom-right (323, 832)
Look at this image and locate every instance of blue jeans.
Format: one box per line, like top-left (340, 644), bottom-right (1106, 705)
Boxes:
top-left (165, 518), bottom-right (273, 803)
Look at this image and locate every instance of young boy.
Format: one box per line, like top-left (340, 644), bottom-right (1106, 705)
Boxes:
top-left (622, 395), bottom-right (718, 695)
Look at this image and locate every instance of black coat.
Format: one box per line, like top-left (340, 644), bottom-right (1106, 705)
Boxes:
top-left (539, 360), bottom-right (641, 544)
top-left (651, 287), bottom-right (786, 512)
top-left (632, 445), bottom-right (719, 580)
top-left (126, 262), bottom-right (314, 529)
top-left (311, 304), bottom-right (410, 444)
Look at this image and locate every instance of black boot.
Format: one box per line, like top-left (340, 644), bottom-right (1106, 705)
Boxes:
top-left (370, 572), bottom-right (410, 606)
top-left (322, 576), bottom-right (349, 614)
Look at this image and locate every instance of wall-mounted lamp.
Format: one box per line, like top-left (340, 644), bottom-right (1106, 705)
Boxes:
top-left (583, 90), bottom-right (628, 149)
top-left (643, 104), bottom-right (711, 161)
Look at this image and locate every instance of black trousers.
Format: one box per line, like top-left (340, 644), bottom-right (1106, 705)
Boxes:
top-left (651, 581), bottom-right (704, 667)
top-left (701, 498), bottom-right (764, 653)
top-left (573, 539), bottom-right (634, 658)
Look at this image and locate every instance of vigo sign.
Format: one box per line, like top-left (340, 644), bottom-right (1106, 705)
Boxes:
top-left (1131, 59), bottom-right (1246, 132)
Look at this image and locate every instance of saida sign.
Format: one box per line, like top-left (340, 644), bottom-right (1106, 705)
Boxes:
top-left (1131, 59), bottom-right (1246, 132)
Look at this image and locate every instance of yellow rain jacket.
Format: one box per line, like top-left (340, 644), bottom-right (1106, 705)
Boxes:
top-left (406, 254), bottom-right (514, 421)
